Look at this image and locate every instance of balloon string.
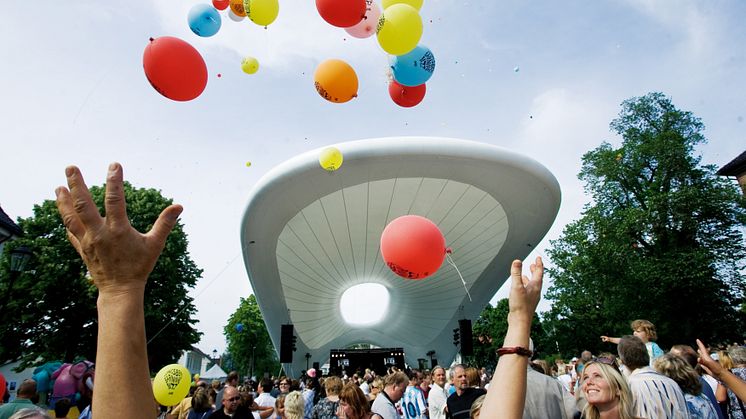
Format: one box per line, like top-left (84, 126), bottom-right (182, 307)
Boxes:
top-left (146, 253), bottom-right (240, 345)
top-left (446, 253), bottom-right (472, 302)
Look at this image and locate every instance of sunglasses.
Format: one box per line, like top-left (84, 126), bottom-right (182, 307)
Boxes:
top-left (227, 396), bottom-right (241, 402)
top-left (592, 357), bottom-right (621, 373)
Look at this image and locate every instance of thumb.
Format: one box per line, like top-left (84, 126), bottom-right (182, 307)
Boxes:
top-left (148, 204), bottom-right (183, 246)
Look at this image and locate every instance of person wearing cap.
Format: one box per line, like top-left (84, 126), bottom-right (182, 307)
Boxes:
top-left (302, 369), bottom-right (320, 419)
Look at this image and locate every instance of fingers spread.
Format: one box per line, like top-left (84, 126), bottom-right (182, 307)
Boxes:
top-left (56, 186), bottom-right (86, 239)
top-left (147, 204), bottom-right (183, 247)
top-left (104, 162), bottom-right (128, 226)
top-left (65, 165), bottom-right (102, 229)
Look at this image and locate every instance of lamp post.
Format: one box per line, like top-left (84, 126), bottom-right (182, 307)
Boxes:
top-left (0, 246), bottom-right (32, 315)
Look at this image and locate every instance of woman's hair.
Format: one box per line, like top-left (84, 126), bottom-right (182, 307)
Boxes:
top-left (531, 360), bottom-right (550, 376)
top-left (339, 382), bottom-right (371, 419)
top-left (653, 353), bottom-right (701, 395)
top-left (371, 377), bottom-right (384, 393)
top-left (581, 362), bottom-right (636, 419)
top-left (284, 391), bottom-right (305, 419)
top-left (470, 394), bottom-right (485, 419)
top-left (465, 367), bottom-right (480, 387)
top-left (324, 375), bottom-right (343, 396)
top-left (728, 346), bottom-right (746, 366)
top-left (9, 408), bottom-right (52, 419)
top-left (630, 319), bottom-right (658, 341)
top-left (192, 386), bottom-right (213, 412)
top-left (718, 350), bottom-right (734, 370)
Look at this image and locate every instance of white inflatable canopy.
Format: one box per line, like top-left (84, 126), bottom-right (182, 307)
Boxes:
top-left (240, 137), bottom-right (561, 376)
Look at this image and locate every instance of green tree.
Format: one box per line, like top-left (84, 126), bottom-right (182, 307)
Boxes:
top-left (543, 92), bottom-right (746, 357)
top-left (469, 299), bottom-right (547, 369)
top-left (0, 182), bottom-right (203, 371)
top-left (224, 295), bottom-right (279, 378)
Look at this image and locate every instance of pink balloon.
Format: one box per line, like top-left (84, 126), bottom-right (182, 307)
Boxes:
top-left (344, 1), bottom-right (381, 39)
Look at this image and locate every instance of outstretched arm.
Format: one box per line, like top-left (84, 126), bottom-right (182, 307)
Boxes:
top-left (481, 256), bottom-right (544, 419)
top-left (56, 163), bottom-right (182, 419)
top-left (696, 339), bottom-right (746, 402)
top-left (600, 336), bottom-right (620, 344)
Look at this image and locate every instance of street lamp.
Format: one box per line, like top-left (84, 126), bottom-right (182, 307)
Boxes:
top-left (10, 246), bottom-right (33, 274)
top-left (0, 246), bottom-right (32, 315)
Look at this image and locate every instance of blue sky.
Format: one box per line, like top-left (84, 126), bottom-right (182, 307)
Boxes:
top-left (2, 0), bottom-right (745, 356)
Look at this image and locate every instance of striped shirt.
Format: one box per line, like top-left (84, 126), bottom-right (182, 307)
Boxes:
top-left (628, 367), bottom-right (690, 419)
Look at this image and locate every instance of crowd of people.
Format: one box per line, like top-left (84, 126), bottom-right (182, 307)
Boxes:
top-left (0, 164), bottom-right (744, 419)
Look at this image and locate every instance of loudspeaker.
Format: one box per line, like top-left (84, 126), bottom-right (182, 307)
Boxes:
top-left (313, 362), bottom-right (320, 371)
top-left (459, 319), bottom-right (473, 356)
top-left (280, 324), bottom-right (294, 363)
top-left (430, 358), bottom-right (438, 369)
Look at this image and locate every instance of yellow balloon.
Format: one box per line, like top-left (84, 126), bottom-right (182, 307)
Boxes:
top-left (381, 0), bottom-right (423, 11)
top-left (244, 0), bottom-right (279, 26)
top-left (241, 57), bottom-right (259, 74)
top-left (246, 161), bottom-right (252, 167)
top-left (153, 364), bottom-right (190, 407)
top-left (319, 147), bottom-right (343, 171)
top-left (376, 4), bottom-right (423, 56)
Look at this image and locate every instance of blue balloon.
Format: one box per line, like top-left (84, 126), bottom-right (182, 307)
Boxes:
top-left (188, 4), bottom-right (222, 37)
top-left (390, 45), bottom-right (436, 87)
top-left (235, 323), bottom-right (244, 332)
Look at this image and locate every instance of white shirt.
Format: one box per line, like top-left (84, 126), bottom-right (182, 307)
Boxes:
top-left (628, 367), bottom-right (690, 419)
top-left (427, 383), bottom-right (448, 419)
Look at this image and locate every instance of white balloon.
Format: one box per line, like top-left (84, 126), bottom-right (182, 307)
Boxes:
top-left (228, 9), bottom-right (244, 21)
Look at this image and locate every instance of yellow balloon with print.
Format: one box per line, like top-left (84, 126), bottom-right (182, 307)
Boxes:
top-left (153, 364), bottom-right (191, 407)
top-left (319, 147), bottom-right (343, 171)
top-left (376, 4), bottom-right (422, 56)
top-left (241, 57), bottom-right (259, 74)
top-left (382, 0), bottom-right (423, 11)
top-left (245, 0), bottom-right (279, 26)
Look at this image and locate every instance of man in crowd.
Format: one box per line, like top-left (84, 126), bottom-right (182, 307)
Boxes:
top-left (372, 372), bottom-right (409, 419)
top-left (0, 379), bottom-right (38, 419)
top-left (216, 371), bottom-right (240, 408)
top-left (618, 335), bottom-right (689, 418)
top-left (210, 386), bottom-right (252, 419)
top-left (446, 365), bottom-right (485, 419)
top-left (402, 370), bottom-right (427, 419)
top-left (427, 366), bottom-right (448, 419)
top-left (256, 379), bottom-right (277, 409)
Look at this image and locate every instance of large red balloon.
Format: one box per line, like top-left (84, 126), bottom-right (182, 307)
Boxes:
top-left (388, 80), bottom-right (426, 107)
top-left (143, 37), bottom-right (208, 102)
top-left (381, 215), bottom-right (446, 280)
top-left (0, 372), bottom-right (5, 401)
top-left (316, 0), bottom-right (366, 28)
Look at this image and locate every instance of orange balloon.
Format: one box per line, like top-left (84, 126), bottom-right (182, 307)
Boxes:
top-left (313, 59), bottom-right (358, 103)
top-left (230, 0), bottom-right (247, 17)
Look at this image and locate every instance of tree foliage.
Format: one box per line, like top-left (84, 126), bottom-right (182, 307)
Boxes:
top-left (224, 295), bottom-right (279, 378)
top-left (543, 92), bottom-right (746, 357)
top-left (0, 182), bottom-right (203, 371)
top-left (469, 299), bottom-right (547, 369)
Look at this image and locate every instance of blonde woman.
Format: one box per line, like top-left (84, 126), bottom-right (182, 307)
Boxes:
top-left (580, 361), bottom-right (638, 419)
top-left (285, 391), bottom-right (306, 419)
top-left (337, 383), bottom-right (381, 419)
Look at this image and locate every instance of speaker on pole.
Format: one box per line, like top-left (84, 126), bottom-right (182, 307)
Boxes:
top-left (280, 324), bottom-right (294, 363)
top-left (459, 319), bottom-right (473, 356)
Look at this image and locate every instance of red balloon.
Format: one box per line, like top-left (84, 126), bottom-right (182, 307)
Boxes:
top-left (143, 37), bottom-right (207, 102)
top-left (0, 372), bottom-right (5, 401)
top-left (381, 215), bottom-right (446, 280)
top-left (388, 80), bottom-right (426, 107)
top-left (213, 0), bottom-right (230, 10)
top-left (316, 0), bottom-right (366, 28)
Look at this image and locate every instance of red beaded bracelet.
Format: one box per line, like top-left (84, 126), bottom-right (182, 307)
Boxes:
top-left (496, 346), bottom-right (533, 357)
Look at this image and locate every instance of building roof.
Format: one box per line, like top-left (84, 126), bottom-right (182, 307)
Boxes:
top-left (240, 137), bottom-right (561, 375)
top-left (717, 150), bottom-right (746, 176)
top-left (0, 205), bottom-right (23, 236)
